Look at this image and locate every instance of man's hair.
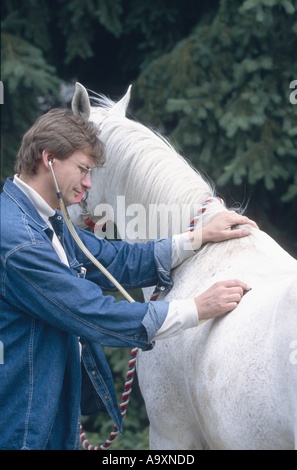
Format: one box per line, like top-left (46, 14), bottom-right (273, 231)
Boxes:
top-left (14, 108), bottom-right (105, 175)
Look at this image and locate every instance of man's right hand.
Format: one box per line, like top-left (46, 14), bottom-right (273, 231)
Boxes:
top-left (194, 279), bottom-right (251, 321)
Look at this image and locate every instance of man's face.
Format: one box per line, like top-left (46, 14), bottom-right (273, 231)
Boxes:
top-left (55, 150), bottom-right (95, 206)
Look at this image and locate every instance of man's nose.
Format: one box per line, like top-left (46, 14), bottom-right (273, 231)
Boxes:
top-left (81, 172), bottom-right (92, 189)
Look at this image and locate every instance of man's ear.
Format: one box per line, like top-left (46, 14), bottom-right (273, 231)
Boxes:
top-left (42, 150), bottom-right (54, 169)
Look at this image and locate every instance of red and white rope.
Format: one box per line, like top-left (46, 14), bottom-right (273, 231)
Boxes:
top-left (80, 347), bottom-right (138, 450)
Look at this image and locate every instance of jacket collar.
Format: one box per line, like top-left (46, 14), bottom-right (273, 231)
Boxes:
top-left (3, 177), bottom-right (53, 232)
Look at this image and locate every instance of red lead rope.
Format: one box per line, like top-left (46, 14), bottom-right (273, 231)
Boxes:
top-left (80, 347), bottom-right (139, 450)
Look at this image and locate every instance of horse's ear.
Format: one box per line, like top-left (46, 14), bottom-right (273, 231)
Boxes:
top-left (111, 85), bottom-right (132, 116)
top-left (71, 82), bottom-right (91, 121)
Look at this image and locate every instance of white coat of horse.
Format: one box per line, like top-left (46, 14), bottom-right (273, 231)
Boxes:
top-left (69, 83), bottom-right (297, 450)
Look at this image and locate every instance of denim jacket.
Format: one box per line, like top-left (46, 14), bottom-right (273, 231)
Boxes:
top-left (0, 177), bottom-right (173, 449)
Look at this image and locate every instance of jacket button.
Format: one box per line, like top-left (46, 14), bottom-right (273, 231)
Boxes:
top-left (160, 286), bottom-right (165, 291)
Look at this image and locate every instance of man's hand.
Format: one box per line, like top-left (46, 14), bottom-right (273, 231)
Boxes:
top-left (194, 279), bottom-right (251, 321)
top-left (189, 211), bottom-right (258, 250)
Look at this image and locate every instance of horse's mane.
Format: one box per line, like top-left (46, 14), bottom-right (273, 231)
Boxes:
top-left (90, 93), bottom-right (219, 213)
top-left (79, 91), bottom-right (252, 254)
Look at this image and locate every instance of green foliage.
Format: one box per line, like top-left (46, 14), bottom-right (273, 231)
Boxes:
top-left (56, 0), bottom-right (124, 63)
top-left (133, 0), bottom-right (297, 256)
top-left (1, 3), bottom-right (61, 184)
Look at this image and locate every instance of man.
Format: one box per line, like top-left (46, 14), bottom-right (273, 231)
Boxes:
top-left (0, 108), bottom-right (257, 450)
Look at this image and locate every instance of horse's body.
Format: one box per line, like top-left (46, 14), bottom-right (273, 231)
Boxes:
top-left (69, 83), bottom-right (297, 450)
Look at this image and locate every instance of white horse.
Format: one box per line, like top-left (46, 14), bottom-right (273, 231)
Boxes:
top-left (69, 83), bottom-right (297, 450)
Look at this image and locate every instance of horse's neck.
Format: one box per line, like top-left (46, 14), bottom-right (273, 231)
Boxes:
top-left (98, 116), bottom-right (221, 241)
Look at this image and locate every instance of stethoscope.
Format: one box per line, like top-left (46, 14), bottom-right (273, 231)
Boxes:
top-left (48, 158), bottom-right (135, 303)
top-left (49, 158), bottom-right (139, 450)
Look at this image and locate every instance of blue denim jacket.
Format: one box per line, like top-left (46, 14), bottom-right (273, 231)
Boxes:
top-left (0, 178), bottom-right (173, 450)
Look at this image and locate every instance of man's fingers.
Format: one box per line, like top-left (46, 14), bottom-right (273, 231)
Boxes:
top-left (224, 282), bottom-right (252, 307)
top-left (238, 215), bottom-right (259, 228)
top-left (220, 279), bottom-right (251, 291)
top-left (228, 227), bottom-right (251, 238)
top-left (228, 292), bottom-right (242, 304)
top-left (228, 212), bottom-right (259, 228)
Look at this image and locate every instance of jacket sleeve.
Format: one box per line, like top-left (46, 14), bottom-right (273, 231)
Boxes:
top-left (3, 230), bottom-right (173, 348)
top-left (72, 226), bottom-right (174, 292)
